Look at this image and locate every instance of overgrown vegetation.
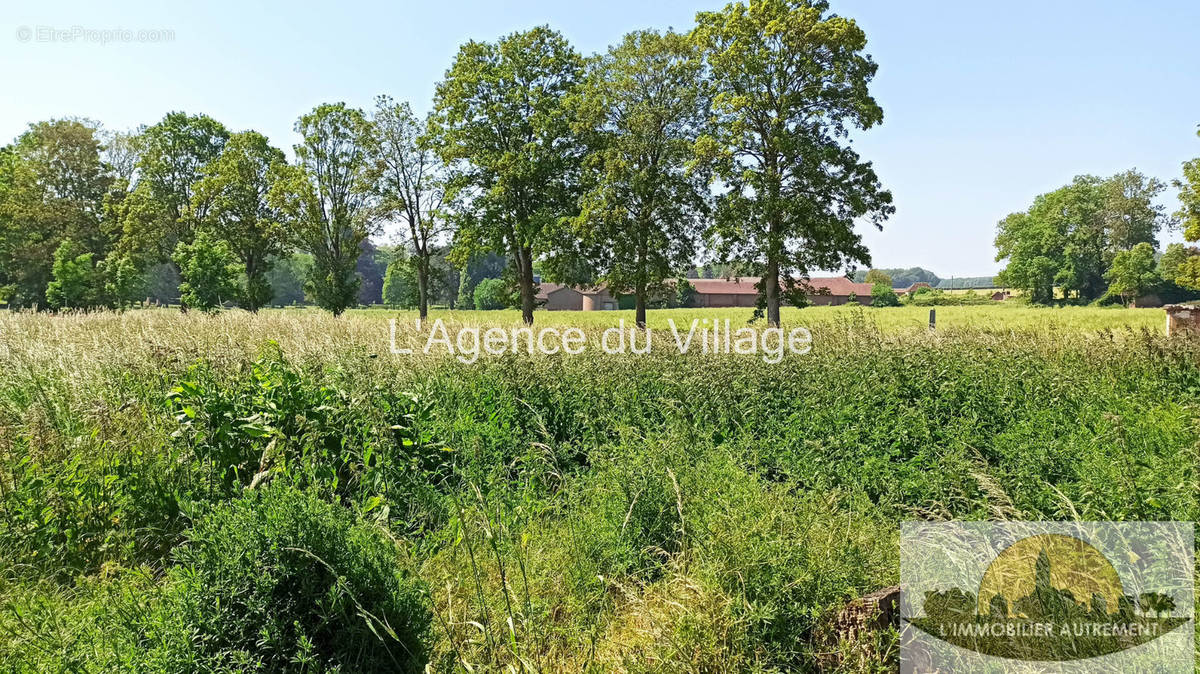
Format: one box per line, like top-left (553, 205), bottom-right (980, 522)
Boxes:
top-left (0, 308), bottom-right (1195, 671)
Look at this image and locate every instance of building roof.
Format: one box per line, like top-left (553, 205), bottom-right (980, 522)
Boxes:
top-left (897, 282), bottom-right (932, 294)
top-left (689, 276), bottom-right (873, 297)
top-left (534, 283), bottom-right (609, 300)
top-left (533, 276), bottom-right (871, 300)
top-left (534, 283), bottom-right (565, 301)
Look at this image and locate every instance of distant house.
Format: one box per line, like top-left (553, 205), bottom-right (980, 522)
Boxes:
top-left (896, 282), bottom-right (932, 296)
top-left (535, 283), bottom-right (618, 311)
top-left (689, 276), bottom-right (873, 307)
top-left (534, 276), bottom-right (874, 310)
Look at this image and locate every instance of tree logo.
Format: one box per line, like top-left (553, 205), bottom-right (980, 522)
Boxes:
top-left (901, 523), bottom-right (1193, 671)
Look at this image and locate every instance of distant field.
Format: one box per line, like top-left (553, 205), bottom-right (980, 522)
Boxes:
top-left (349, 302), bottom-right (1167, 335)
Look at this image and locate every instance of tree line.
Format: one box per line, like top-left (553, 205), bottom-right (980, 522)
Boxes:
top-left (850, 267), bottom-right (997, 290)
top-left (0, 0), bottom-right (894, 327)
top-left (995, 159), bottom-right (1200, 305)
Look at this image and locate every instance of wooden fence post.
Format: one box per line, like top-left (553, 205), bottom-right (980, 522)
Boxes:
top-left (929, 309), bottom-right (936, 331)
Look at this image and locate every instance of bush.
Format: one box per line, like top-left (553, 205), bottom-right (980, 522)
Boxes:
top-left (676, 277), bottom-right (697, 308)
top-left (382, 258), bottom-right (418, 308)
top-left (870, 282), bottom-right (900, 307)
top-left (45, 238), bottom-right (103, 310)
top-left (905, 288), bottom-right (993, 306)
top-left (173, 230), bottom-right (240, 313)
top-left (142, 486), bottom-right (431, 672)
top-left (474, 277), bottom-right (515, 310)
top-left (167, 347), bottom-right (446, 521)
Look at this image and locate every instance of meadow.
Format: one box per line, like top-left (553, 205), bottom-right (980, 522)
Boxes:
top-left (0, 304), bottom-right (1195, 672)
top-left (348, 301), bottom-right (1171, 336)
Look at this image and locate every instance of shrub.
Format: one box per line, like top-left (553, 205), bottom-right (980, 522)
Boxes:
top-left (474, 277), bottom-right (515, 310)
top-left (167, 347), bottom-right (446, 523)
top-left (676, 277), bottom-right (697, 308)
top-left (173, 230), bottom-right (240, 312)
top-left (382, 258), bottom-right (418, 308)
top-left (46, 238), bottom-right (103, 310)
top-left (870, 282), bottom-right (900, 307)
top-left (142, 486), bottom-right (431, 672)
top-left (906, 288), bottom-right (992, 306)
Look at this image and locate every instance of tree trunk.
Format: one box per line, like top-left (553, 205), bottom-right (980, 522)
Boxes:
top-left (245, 257), bottom-right (258, 313)
top-left (171, 260), bottom-right (188, 313)
top-left (635, 283), bottom-right (647, 330)
top-left (456, 266), bottom-right (470, 309)
top-left (763, 155), bottom-right (782, 328)
top-left (635, 224), bottom-right (648, 330)
top-left (764, 257), bottom-right (781, 328)
top-left (417, 257), bottom-right (429, 321)
top-left (518, 246), bottom-right (535, 326)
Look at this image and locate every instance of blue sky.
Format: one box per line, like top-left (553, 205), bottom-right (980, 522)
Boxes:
top-left (3, 0), bottom-right (1198, 276)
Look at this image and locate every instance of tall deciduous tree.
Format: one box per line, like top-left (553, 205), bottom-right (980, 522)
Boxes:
top-left (191, 131), bottom-right (288, 311)
top-left (430, 26), bottom-right (586, 325)
top-left (369, 96), bottom-right (449, 320)
top-left (994, 210), bottom-right (1061, 305)
top-left (995, 178), bottom-right (1104, 303)
top-left (1103, 169), bottom-right (1171, 251)
top-left (574, 29), bottom-right (709, 329)
top-left (270, 103), bottom-right (375, 316)
top-left (1173, 134), bottom-right (1200, 290)
top-left (1105, 242), bottom-right (1159, 305)
top-left (0, 119), bottom-right (112, 307)
top-left (693, 0), bottom-right (893, 326)
top-left (996, 171), bottom-right (1172, 302)
top-left (124, 112), bottom-right (229, 266)
top-left (1050, 177), bottom-right (1107, 300)
top-left (863, 269), bottom-right (891, 286)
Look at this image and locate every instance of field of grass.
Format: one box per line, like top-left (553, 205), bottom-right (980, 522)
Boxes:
top-left (350, 302), bottom-right (1168, 334)
top-left (0, 305), bottom-right (1194, 672)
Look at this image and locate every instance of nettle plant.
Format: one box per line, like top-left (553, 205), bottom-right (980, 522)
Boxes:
top-left (166, 344), bottom-right (447, 522)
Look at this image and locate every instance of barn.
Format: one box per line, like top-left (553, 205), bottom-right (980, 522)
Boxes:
top-left (689, 276), bottom-right (874, 307)
top-left (534, 276), bottom-right (874, 310)
top-left (536, 283), bottom-right (619, 311)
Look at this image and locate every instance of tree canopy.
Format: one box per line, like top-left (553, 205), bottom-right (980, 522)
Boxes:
top-left (7, 7), bottom-right (1199, 318)
top-left (995, 171), bottom-right (1171, 303)
top-left (0, 119), bottom-right (112, 307)
top-left (694, 0), bottom-right (893, 325)
top-left (124, 112), bottom-right (229, 267)
top-left (1105, 242), bottom-right (1159, 305)
top-left (270, 103), bottom-right (376, 316)
top-left (1173, 134), bottom-right (1200, 291)
top-left (369, 96), bottom-right (449, 319)
top-left (191, 131), bottom-right (288, 311)
top-left (572, 29), bottom-right (709, 328)
top-left (430, 26), bottom-right (586, 325)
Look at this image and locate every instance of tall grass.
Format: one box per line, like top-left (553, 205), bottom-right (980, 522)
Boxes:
top-left (0, 308), bottom-right (1194, 671)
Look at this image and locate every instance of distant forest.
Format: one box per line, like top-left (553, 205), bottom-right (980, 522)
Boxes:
top-left (851, 267), bottom-right (996, 289)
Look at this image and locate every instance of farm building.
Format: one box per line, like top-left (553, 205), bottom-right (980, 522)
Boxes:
top-left (688, 276), bottom-right (874, 307)
top-left (535, 283), bottom-right (619, 311)
top-left (535, 276), bottom-right (874, 310)
top-left (896, 282), bottom-right (932, 296)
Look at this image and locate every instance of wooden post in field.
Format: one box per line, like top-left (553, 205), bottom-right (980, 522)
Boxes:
top-left (929, 309), bottom-right (936, 331)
